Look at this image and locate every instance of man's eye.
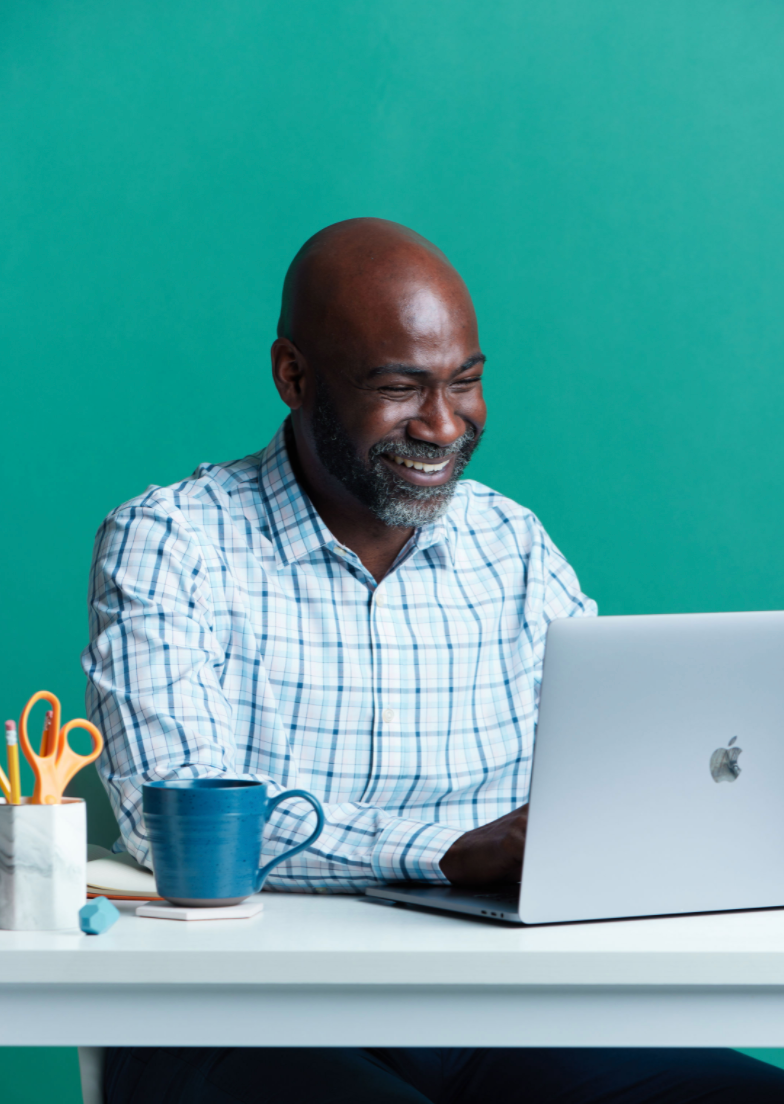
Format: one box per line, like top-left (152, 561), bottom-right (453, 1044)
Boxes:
top-left (452, 376), bottom-right (482, 388)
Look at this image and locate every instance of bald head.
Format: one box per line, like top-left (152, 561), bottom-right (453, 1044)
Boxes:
top-left (277, 218), bottom-right (476, 362)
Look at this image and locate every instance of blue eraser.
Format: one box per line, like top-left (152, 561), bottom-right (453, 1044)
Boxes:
top-left (80, 895), bottom-right (120, 935)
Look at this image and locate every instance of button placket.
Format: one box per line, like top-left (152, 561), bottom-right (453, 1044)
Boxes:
top-left (375, 588), bottom-right (395, 726)
top-left (370, 579), bottom-right (399, 793)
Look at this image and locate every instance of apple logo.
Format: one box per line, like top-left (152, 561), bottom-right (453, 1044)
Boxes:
top-left (709, 736), bottom-right (742, 783)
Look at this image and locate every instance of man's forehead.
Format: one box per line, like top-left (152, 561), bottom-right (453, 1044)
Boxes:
top-left (331, 272), bottom-right (480, 360)
top-left (332, 311), bottom-right (482, 374)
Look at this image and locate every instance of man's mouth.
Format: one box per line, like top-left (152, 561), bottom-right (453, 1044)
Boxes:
top-left (388, 454), bottom-right (450, 473)
top-left (379, 452), bottom-right (456, 487)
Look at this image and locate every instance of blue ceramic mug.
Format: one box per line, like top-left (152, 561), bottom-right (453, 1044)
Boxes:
top-left (143, 779), bottom-right (324, 906)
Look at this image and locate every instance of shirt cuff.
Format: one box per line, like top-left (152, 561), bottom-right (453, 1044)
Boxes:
top-left (371, 818), bottom-right (465, 885)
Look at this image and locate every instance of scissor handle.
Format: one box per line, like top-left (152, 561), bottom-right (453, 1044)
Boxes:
top-left (50, 719), bottom-right (104, 797)
top-left (19, 691), bottom-right (104, 805)
top-left (18, 691), bottom-right (62, 766)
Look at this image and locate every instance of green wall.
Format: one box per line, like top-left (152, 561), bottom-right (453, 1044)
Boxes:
top-left (3, 2), bottom-right (784, 1098)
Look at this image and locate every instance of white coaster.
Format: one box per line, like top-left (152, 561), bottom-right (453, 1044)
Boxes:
top-left (136, 899), bottom-right (264, 921)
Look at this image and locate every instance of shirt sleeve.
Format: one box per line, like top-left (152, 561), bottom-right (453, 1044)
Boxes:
top-left (82, 501), bottom-right (462, 890)
top-left (542, 529), bottom-right (597, 624)
top-left (525, 515), bottom-right (598, 706)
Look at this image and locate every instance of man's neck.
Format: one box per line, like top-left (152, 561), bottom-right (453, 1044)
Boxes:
top-left (284, 421), bottom-right (413, 583)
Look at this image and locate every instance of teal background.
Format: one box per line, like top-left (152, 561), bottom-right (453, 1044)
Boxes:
top-left (3, 1), bottom-right (784, 1097)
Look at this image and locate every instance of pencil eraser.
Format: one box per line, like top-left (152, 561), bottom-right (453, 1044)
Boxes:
top-left (80, 895), bottom-right (120, 935)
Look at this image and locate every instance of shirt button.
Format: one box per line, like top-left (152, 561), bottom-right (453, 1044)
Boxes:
top-left (382, 708), bottom-right (396, 722)
top-left (375, 591), bottom-right (385, 607)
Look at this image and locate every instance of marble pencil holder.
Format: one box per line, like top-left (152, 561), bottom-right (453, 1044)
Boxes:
top-left (0, 798), bottom-right (86, 930)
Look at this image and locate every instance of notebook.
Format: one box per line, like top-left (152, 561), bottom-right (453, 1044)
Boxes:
top-left (86, 845), bottom-right (162, 900)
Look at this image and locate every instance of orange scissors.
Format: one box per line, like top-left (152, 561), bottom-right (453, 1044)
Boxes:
top-left (18, 690), bottom-right (104, 805)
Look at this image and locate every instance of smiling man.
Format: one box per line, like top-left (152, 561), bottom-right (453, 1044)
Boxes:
top-left (86, 219), bottom-right (784, 1103)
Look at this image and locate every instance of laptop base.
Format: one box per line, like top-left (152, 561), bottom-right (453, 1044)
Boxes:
top-left (365, 883), bottom-right (522, 923)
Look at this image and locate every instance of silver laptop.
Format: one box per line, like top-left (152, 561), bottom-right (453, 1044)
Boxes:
top-left (366, 611), bottom-right (784, 924)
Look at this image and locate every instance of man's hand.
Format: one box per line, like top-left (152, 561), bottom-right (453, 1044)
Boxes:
top-left (439, 804), bottom-right (529, 886)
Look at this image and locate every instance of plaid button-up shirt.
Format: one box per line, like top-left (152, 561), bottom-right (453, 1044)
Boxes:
top-left (83, 421), bottom-right (596, 891)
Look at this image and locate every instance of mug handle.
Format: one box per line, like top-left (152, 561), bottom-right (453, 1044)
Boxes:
top-left (255, 789), bottom-right (325, 891)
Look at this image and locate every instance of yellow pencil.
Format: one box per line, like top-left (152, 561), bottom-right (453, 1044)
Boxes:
top-left (5, 721), bottom-right (21, 805)
top-left (40, 710), bottom-right (54, 756)
top-left (0, 763), bottom-right (10, 802)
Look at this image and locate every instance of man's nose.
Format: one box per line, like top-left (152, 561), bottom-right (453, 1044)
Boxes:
top-left (406, 389), bottom-right (466, 446)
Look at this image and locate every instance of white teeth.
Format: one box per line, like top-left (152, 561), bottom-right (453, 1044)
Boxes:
top-left (390, 455), bottom-right (449, 473)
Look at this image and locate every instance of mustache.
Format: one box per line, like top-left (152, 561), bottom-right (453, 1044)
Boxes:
top-left (369, 425), bottom-right (478, 464)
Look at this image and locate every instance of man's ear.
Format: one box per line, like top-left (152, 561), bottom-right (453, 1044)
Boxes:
top-left (271, 338), bottom-right (308, 410)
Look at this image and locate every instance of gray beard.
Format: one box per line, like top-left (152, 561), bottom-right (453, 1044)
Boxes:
top-left (310, 377), bottom-right (480, 529)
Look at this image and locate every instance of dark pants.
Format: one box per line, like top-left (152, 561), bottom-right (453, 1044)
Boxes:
top-left (106, 1045), bottom-right (784, 1103)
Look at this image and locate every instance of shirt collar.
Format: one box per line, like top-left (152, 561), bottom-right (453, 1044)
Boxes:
top-left (257, 420), bottom-right (455, 571)
top-left (411, 513), bottom-right (455, 565)
top-left (257, 422), bottom-right (336, 569)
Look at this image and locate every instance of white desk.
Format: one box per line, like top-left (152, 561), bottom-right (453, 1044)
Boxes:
top-left (2, 894), bottom-right (784, 1047)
